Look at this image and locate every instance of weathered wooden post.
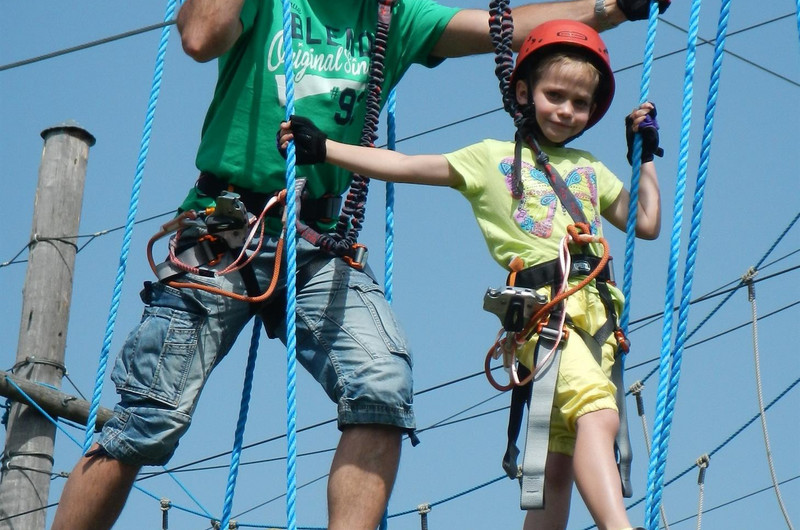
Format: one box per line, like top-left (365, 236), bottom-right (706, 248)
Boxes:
top-left (0, 122), bottom-right (94, 530)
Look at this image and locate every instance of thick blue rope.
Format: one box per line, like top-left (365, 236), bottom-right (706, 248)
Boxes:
top-left (644, 0), bottom-right (701, 524)
top-left (619, 1), bottom-right (660, 334)
top-left (650, 0), bottom-right (701, 512)
top-left (654, 0), bottom-right (700, 397)
top-left (384, 88), bottom-right (397, 304)
top-left (645, 1), bottom-right (732, 527)
top-left (220, 319), bottom-right (262, 528)
top-left (797, 0), bottom-right (800, 50)
top-left (280, 0), bottom-right (299, 527)
top-left (378, 87), bottom-right (398, 530)
top-left (83, 0), bottom-right (177, 453)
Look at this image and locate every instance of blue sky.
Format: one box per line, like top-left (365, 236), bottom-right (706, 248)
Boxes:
top-left (2, 1), bottom-right (799, 529)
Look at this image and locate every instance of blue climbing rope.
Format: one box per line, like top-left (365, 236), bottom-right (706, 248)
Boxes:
top-left (797, 0), bottom-right (800, 49)
top-left (384, 87), bottom-right (398, 304)
top-left (644, 0), bottom-right (702, 524)
top-left (645, 0), bottom-right (732, 527)
top-left (619, 0), bottom-right (661, 334)
top-left (220, 319), bottom-right (263, 528)
top-left (378, 86), bottom-right (398, 530)
top-left (279, 0), bottom-right (300, 527)
top-left (83, 0), bottom-right (177, 453)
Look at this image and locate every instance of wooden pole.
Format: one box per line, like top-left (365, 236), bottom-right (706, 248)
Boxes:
top-left (0, 122), bottom-right (94, 530)
top-left (0, 370), bottom-right (113, 429)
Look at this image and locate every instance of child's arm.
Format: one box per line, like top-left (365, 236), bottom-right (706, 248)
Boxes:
top-left (602, 102), bottom-right (662, 240)
top-left (278, 117), bottom-right (463, 188)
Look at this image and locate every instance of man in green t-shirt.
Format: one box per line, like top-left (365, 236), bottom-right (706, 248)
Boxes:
top-left (53, 1), bottom-right (667, 529)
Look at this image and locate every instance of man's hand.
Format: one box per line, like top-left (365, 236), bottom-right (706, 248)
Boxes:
top-left (616, 0), bottom-right (670, 21)
top-left (277, 115), bottom-right (328, 165)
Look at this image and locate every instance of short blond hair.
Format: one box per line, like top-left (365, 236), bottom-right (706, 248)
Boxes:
top-left (528, 51), bottom-right (601, 102)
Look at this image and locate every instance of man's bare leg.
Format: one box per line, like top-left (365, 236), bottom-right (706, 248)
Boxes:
top-left (51, 443), bottom-right (140, 530)
top-left (327, 425), bottom-right (402, 530)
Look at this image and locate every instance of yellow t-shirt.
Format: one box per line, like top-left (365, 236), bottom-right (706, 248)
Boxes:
top-left (445, 138), bottom-right (623, 270)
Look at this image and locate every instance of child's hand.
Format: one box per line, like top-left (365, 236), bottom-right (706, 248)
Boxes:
top-left (276, 115), bottom-right (327, 165)
top-left (625, 102), bottom-right (664, 165)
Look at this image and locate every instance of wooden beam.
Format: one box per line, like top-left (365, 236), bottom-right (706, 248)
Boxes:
top-left (0, 370), bottom-right (113, 429)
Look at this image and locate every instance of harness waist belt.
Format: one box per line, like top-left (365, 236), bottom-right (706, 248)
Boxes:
top-left (512, 254), bottom-right (613, 290)
top-left (196, 171), bottom-right (342, 223)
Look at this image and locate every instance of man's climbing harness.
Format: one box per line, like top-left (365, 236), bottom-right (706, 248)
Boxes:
top-left (146, 188), bottom-right (287, 304)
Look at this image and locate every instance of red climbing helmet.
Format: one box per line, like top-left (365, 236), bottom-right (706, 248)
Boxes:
top-left (510, 19), bottom-right (615, 130)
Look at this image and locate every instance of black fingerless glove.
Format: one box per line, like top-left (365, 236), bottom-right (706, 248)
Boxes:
top-left (626, 104), bottom-right (664, 165)
top-left (616, 0), bottom-right (670, 21)
top-left (277, 114), bottom-right (327, 165)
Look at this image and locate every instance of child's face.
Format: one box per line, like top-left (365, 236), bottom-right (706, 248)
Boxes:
top-left (518, 63), bottom-right (598, 144)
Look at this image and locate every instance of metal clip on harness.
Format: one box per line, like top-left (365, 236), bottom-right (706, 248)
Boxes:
top-left (146, 190), bottom-right (287, 303)
top-left (483, 223), bottom-right (612, 391)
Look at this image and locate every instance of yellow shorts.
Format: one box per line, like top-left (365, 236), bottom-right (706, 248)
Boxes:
top-left (517, 283), bottom-right (619, 456)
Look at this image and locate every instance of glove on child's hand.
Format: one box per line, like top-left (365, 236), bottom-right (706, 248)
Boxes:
top-left (626, 104), bottom-right (664, 165)
top-left (277, 115), bottom-right (327, 165)
top-left (616, 0), bottom-right (670, 21)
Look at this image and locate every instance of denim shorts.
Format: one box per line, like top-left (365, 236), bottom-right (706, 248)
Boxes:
top-left (98, 236), bottom-right (414, 466)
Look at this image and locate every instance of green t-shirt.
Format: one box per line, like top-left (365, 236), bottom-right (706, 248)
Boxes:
top-left (180, 0), bottom-right (458, 212)
top-left (445, 138), bottom-right (626, 309)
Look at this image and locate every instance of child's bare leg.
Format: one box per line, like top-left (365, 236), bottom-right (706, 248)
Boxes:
top-left (522, 451), bottom-right (573, 530)
top-left (573, 408), bottom-right (632, 530)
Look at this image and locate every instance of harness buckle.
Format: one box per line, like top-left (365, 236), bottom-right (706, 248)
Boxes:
top-left (571, 259), bottom-right (592, 276)
top-left (342, 243), bottom-right (368, 270)
top-left (535, 319), bottom-right (569, 343)
top-left (196, 234), bottom-right (225, 266)
top-left (614, 328), bottom-right (630, 353)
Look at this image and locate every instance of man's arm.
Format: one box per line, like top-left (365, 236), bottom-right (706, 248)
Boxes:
top-left (430, 0), bottom-right (627, 59)
top-left (177, 0), bottom-right (246, 62)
